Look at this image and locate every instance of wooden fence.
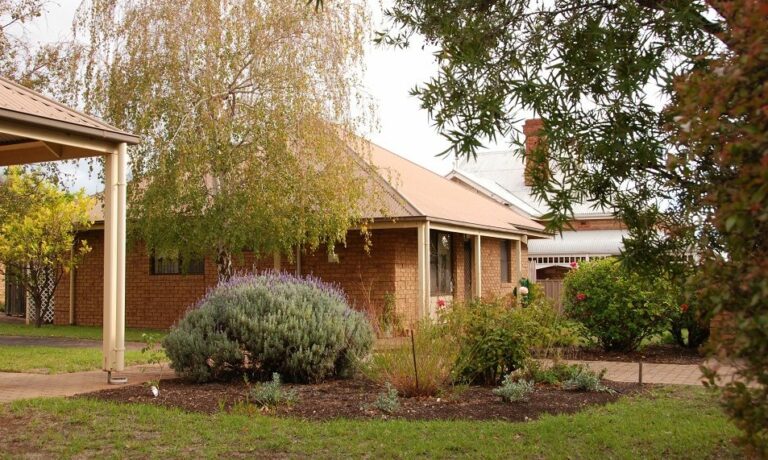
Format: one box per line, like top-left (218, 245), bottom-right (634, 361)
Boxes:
top-left (537, 279), bottom-right (565, 313)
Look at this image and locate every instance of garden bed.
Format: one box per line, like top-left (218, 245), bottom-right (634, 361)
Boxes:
top-left (566, 344), bottom-right (704, 365)
top-left (79, 378), bottom-right (645, 421)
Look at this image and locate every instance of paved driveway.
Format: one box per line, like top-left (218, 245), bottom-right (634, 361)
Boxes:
top-left (0, 364), bottom-right (167, 403)
top-left (0, 336), bottom-right (143, 349)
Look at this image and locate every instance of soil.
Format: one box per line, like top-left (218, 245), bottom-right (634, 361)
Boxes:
top-left (565, 344), bottom-right (704, 365)
top-left (79, 378), bottom-right (646, 421)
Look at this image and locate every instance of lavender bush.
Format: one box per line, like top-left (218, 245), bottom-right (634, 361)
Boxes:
top-left (163, 272), bottom-right (374, 383)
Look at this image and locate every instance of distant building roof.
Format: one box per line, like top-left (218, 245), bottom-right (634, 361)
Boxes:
top-left (451, 149), bottom-right (613, 219)
top-left (528, 229), bottom-right (627, 256)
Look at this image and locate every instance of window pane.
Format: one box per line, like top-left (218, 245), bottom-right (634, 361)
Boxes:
top-left (500, 240), bottom-right (510, 282)
top-left (429, 231), bottom-right (453, 295)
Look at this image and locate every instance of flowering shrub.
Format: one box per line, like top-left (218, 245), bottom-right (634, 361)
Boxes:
top-left (163, 272), bottom-right (374, 383)
top-left (563, 259), bottom-right (673, 352)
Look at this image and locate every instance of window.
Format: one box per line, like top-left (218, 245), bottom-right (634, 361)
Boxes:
top-left (150, 253), bottom-right (204, 275)
top-left (430, 230), bottom-right (453, 295)
top-left (500, 240), bottom-right (511, 283)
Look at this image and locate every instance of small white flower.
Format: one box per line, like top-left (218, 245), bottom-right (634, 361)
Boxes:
top-left (151, 385), bottom-right (159, 398)
top-left (519, 286), bottom-right (529, 295)
top-left (673, 116), bottom-right (685, 124)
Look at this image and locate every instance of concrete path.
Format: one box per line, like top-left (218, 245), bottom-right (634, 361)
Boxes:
top-left (0, 335), bottom-right (143, 350)
top-left (561, 359), bottom-right (741, 386)
top-left (0, 364), bottom-right (167, 403)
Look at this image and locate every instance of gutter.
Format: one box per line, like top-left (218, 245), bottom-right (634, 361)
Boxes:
top-left (0, 109), bottom-right (140, 145)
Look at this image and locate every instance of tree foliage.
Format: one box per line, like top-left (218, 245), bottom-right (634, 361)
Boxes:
top-left (0, 0), bottom-right (74, 91)
top-left (381, 0), bottom-right (766, 452)
top-left (672, 0), bottom-right (767, 453)
top-left (0, 167), bottom-right (93, 327)
top-left (69, 0), bottom-right (376, 280)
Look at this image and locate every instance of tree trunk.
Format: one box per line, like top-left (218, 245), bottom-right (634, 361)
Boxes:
top-left (216, 246), bottom-right (233, 283)
top-left (31, 291), bottom-right (43, 328)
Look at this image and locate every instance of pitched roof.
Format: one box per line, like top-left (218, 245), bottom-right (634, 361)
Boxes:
top-left (88, 140), bottom-right (547, 237)
top-left (446, 169), bottom-right (540, 218)
top-left (0, 76), bottom-right (139, 145)
top-left (364, 142), bottom-right (546, 234)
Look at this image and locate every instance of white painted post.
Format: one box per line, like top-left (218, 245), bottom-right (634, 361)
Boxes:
top-left (516, 238), bottom-right (523, 306)
top-left (417, 223), bottom-right (431, 320)
top-left (115, 143), bottom-right (127, 372)
top-left (473, 235), bottom-right (482, 298)
top-left (102, 152), bottom-right (117, 372)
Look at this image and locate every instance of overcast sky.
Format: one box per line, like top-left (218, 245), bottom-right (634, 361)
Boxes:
top-left (27, 0), bottom-right (516, 192)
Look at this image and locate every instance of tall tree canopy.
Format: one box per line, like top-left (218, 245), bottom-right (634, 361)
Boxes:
top-left (381, 0), bottom-right (766, 453)
top-left (0, 0), bottom-right (72, 90)
top-left (70, 0), bottom-right (376, 280)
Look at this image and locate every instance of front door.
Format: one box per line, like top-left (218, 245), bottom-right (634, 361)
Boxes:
top-left (464, 239), bottom-right (473, 300)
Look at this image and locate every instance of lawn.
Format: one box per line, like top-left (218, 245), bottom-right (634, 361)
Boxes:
top-left (0, 346), bottom-right (160, 374)
top-left (0, 386), bottom-right (740, 458)
top-left (0, 323), bottom-right (166, 342)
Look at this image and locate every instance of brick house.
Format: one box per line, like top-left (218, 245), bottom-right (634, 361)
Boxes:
top-left (447, 119), bottom-right (626, 282)
top-left (53, 142), bottom-right (548, 329)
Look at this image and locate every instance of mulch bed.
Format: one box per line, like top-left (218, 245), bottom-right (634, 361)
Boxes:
top-left (78, 378), bottom-right (646, 422)
top-left (566, 344), bottom-right (704, 365)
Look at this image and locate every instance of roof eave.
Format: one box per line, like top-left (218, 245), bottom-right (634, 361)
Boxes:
top-left (0, 108), bottom-right (140, 145)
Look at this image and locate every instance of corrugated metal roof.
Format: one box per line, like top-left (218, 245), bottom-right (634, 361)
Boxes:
top-left (453, 149), bottom-right (613, 219)
top-left (528, 229), bottom-right (626, 256)
top-left (0, 77), bottom-right (138, 142)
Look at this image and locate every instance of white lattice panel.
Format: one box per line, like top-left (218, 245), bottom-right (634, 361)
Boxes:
top-left (27, 267), bottom-right (55, 324)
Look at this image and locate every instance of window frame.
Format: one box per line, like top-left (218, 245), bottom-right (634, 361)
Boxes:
top-left (149, 252), bottom-right (205, 276)
top-left (429, 230), bottom-right (454, 296)
top-left (500, 240), bottom-right (512, 283)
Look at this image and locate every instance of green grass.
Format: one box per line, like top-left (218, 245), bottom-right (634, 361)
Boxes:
top-left (0, 387), bottom-right (741, 458)
top-left (0, 323), bottom-right (166, 342)
top-left (0, 346), bottom-right (159, 374)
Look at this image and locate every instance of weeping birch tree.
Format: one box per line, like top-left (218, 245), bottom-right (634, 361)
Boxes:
top-left (70, 0), bottom-right (376, 281)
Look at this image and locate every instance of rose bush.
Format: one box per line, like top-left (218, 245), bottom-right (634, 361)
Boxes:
top-left (563, 259), bottom-right (673, 352)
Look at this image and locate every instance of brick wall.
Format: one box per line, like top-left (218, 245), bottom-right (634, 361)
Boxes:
top-left (55, 230), bottom-right (215, 328)
top-left (54, 228), bottom-right (419, 330)
top-left (481, 237), bottom-right (521, 300)
top-left (449, 234), bottom-right (529, 304)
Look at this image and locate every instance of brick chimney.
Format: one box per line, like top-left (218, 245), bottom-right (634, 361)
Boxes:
top-left (523, 118), bottom-right (544, 187)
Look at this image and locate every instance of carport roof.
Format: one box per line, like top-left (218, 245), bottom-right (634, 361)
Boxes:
top-left (0, 76), bottom-right (139, 146)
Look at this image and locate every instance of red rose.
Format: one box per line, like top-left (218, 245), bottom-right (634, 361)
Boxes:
top-left (576, 292), bottom-right (587, 302)
top-left (437, 298), bottom-right (446, 308)
top-left (570, 261), bottom-right (579, 269)
top-left (681, 303), bottom-right (689, 313)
